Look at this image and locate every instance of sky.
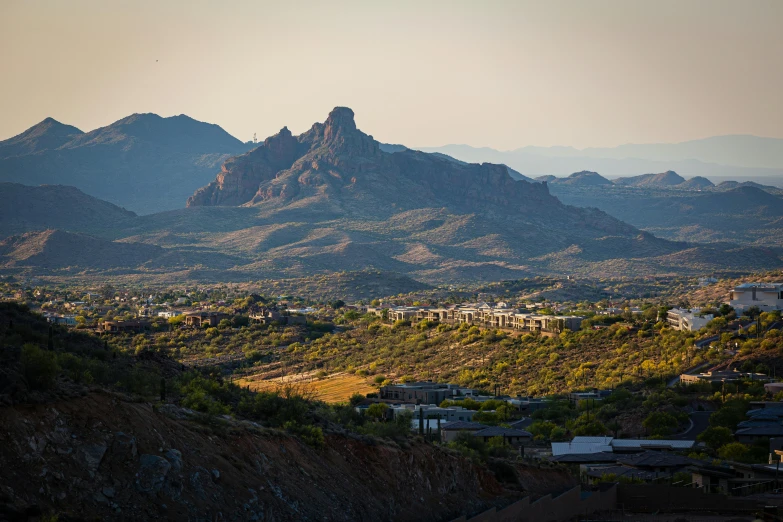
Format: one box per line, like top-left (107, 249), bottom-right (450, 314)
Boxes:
top-left (1, 0), bottom-right (782, 150)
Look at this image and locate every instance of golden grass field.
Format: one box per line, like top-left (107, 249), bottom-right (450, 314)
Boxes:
top-left (238, 372), bottom-right (377, 404)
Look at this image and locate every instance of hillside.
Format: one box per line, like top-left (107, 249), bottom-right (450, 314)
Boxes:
top-left (550, 184), bottom-right (783, 246)
top-left (0, 183), bottom-right (136, 237)
top-left (547, 171), bottom-right (612, 186)
top-left (0, 118), bottom-right (83, 159)
top-left (0, 230), bottom-right (165, 270)
top-left (0, 302), bottom-right (574, 521)
top-left (0, 114), bottom-right (252, 214)
top-left (612, 170), bottom-right (686, 188)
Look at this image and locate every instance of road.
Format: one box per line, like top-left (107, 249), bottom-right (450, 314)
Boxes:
top-left (667, 360), bottom-right (714, 388)
top-left (673, 411), bottom-right (712, 441)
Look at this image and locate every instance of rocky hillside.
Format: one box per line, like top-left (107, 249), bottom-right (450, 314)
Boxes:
top-left (0, 303), bottom-right (575, 521)
top-left (0, 114), bottom-right (252, 214)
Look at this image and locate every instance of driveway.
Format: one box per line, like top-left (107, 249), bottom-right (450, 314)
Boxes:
top-left (673, 411), bottom-right (712, 441)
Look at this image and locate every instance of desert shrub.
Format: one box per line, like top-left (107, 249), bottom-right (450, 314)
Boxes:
top-left (21, 343), bottom-right (59, 390)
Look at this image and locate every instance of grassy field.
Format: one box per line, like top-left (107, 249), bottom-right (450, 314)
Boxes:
top-left (238, 372), bottom-right (377, 404)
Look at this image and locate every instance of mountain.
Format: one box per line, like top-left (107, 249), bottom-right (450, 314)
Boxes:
top-left (0, 114), bottom-right (252, 214)
top-left (0, 230), bottom-right (164, 270)
top-left (416, 143), bottom-right (783, 186)
top-left (573, 134), bottom-right (783, 170)
top-left (612, 170), bottom-right (686, 188)
top-left (676, 176), bottom-right (714, 190)
top-left (2, 108), bottom-right (781, 283)
top-left (177, 107), bottom-right (781, 280)
top-left (0, 183), bottom-right (136, 237)
top-left (549, 184), bottom-right (783, 246)
top-left (548, 171), bottom-right (612, 186)
top-left (0, 118), bottom-right (83, 159)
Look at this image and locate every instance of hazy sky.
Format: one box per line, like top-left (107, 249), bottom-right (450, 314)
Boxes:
top-left (1, 0), bottom-right (782, 149)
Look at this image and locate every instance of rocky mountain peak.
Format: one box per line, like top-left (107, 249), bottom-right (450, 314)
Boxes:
top-left (324, 107), bottom-right (357, 141)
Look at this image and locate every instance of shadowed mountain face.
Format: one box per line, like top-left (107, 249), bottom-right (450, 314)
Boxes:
top-left (0, 114), bottom-right (252, 214)
top-left (0, 183), bottom-right (136, 237)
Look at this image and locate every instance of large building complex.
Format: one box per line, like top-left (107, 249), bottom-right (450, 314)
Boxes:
top-left (376, 303), bottom-right (584, 333)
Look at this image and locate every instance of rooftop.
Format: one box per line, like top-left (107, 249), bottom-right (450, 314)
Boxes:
top-left (440, 421), bottom-right (489, 431)
top-left (473, 427), bottom-right (532, 438)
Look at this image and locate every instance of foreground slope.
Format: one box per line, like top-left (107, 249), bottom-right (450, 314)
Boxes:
top-left (0, 114), bottom-right (252, 214)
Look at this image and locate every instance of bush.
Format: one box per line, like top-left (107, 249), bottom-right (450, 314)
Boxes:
top-left (284, 422), bottom-right (325, 448)
top-left (717, 442), bottom-right (748, 461)
top-left (21, 343), bottom-right (59, 390)
top-left (697, 426), bottom-right (734, 450)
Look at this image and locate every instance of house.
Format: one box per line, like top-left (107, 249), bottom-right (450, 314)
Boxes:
top-left (472, 427), bottom-right (532, 446)
top-left (552, 436), bottom-right (699, 457)
top-left (440, 421), bottom-right (490, 442)
top-left (184, 311), bottom-right (229, 327)
top-left (45, 314), bottom-right (77, 326)
top-left (583, 452), bottom-right (698, 484)
top-left (99, 319), bottom-right (151, 333)
top-left (729, 282), bottom-right (783, 312)
top-left (379, 382), bottom-right (477, 405)
top-left (157, 310), bottom-right (183, 318)
top-left (735, 425), bottom-right (783, 443)
top-left (667, 308), bottom-right (714, 331)
top-left (680, 369), bottom-right (769, 385)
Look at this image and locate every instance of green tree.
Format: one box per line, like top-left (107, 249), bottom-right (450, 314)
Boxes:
top-left (21, 343), bottom-right (60, 390)
top-left (697, 426), bottom-right (734, 450)
top-left (366, 403), bottom-right (388, 421)
top-left (642, 411), bottom-right (678, 436)
top-left (717, 442), bottom-right (748, 461)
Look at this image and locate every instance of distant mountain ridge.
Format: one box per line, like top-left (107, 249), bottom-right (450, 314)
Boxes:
top-left (417, 141), bottom-right (783, 187)
top-left (0, 114), bottom-right (253, 214)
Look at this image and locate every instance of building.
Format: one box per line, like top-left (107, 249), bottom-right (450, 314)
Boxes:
top-left (729, 283), bottom-right (783, 312)
top-left (184, 311), bottom-right (229, 327)
top-left (471, 427), bottom-right (532, 446)
top-left (379, 382), bottom-right (478, 405)
top-left (552, 436), bottom-right (699, 457)
top-left (99, 319), bottom-right (152, 333)
top-left (440, 421), bottom-right (490, 442)
top-left (157, 310), bottom-right (183, 318)
top-left (680, 369), bottom-right (769, 385)
top-left (384, 303), bottom-right (584, 333)
top-left (45, 314), bottom-right (77, 326)
top-left (666, 308), bottom-right (714, 331)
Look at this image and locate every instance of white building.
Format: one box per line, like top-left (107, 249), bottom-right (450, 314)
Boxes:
top-left (729, 283), bottom-right (783, 312)
top-left (666, 308), bottom-right (713, 331)
top-left (157, 310), bottom-right (183, 318)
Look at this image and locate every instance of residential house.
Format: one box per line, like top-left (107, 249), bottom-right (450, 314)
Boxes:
top-left (99, 319), bottom-right (152, 333)
top-left (184, 311), bottom-right (229, 328)
top-left (471, 426), bottom-right (532, 446)
top-left (667, 308), bottom-right (714, 332)
top-left (439, 421), bottom-right (490, 443)
top-left (729, 283), bottom-right (783, 312)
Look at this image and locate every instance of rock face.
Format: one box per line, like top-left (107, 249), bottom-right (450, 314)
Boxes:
top-left (187, 107), bottom-right (623, 230)
top-left (0, 393), bottom-right (577, 521)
